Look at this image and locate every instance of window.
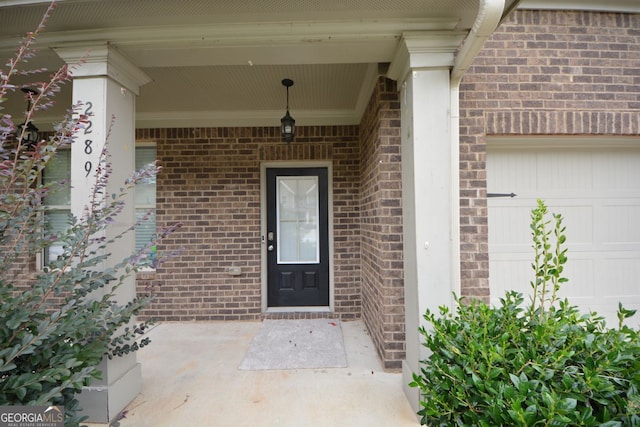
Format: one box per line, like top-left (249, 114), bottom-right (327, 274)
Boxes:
top-left (42, 150), bottom-right (71, 265)
top-left (134, 145), bottom-right (157, 255)
top-left (42, 145), bottom-right (157, 265)
top-left (276, 176), bottom-right (319, 264)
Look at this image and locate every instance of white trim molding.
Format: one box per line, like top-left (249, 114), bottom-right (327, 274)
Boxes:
top-left (519, 0), bottom-right (640, 13)
top-left (259, 161), bottom-right (335, 314)
top-left (487, 135), bottom-right (640, 150)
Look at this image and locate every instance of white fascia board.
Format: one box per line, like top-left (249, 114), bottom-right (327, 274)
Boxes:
top-left (519, 0), bottom-right (640, 13)
top-left (1, 18), bottom-right (457, 49)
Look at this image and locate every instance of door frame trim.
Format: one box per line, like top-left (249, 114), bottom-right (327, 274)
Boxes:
top-left (260, 161), bottom-right (334, 312)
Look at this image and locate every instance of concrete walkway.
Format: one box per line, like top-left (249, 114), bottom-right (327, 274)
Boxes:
top-left (103, 320), bottom-right (420, 427)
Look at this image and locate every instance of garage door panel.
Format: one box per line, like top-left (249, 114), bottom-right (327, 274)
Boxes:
top-left (537, 151), bottom-right (593, 191)
top-left (558, 258), bottom-right (596, 299)
top-left (600, 204), bottom-right (640, 244)
top-left (594, 257), bottom-right (640, 297)
top-left (489, 153), bottom-right (538, 191)
top-left (594, 152), bottom-right (640, 191)
top-left (489, 205), bottom-right (532, 250)
top-left (490, 256), bottom-right (596, 302)
top-left (572, 296), bottom-right (640, 327)
top-left (488, 144), bottom-right (640, 328)
top-left (552, 205), bottom-right (594, 247)
top-left (490, 200), bottom-right (595, 249)
top-left (489, 258), bottom-right (533, 300)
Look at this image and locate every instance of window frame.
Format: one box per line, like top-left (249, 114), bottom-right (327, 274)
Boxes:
top-left (41, 142), bottom-right (157, 269)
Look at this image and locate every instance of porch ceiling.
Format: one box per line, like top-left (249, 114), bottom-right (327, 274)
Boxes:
top-left (0, 0), bottom-right (519, 129)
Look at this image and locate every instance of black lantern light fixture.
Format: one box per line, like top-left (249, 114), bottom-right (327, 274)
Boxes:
top-left (16, 87), bottom-right (39, 147)
top-left (280, 78), bottom-right (295, 144)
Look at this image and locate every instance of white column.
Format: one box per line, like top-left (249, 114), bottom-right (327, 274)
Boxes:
top-left (388, 33), bottom-right (463, 412)
top-left (53, 43), bottom-right (151, 423)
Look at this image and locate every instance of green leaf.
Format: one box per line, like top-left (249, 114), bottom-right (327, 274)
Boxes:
top-left (560, 398), bottom-right (577, 411)
top-left (0, 361), bottom-right (17, 372)
top-left (599, 422), bottom-right (622, 427)
top-left (509, 373), bottom-right (520, 387)
top-left (16, 386), bottom-right (27, 400)
top-left (6, 317), bottom-right (23, 330)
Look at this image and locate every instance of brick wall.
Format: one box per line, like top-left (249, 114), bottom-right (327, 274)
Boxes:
top-left (136, 126), bottom-right (361, 321)
top-left (359, 77), bottom-right (405, 370)
top-left (459, 9), bottom-right (640, 300)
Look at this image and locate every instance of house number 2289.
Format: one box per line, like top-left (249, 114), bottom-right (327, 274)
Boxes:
top-left (83, 102), bottom-right (94, 177)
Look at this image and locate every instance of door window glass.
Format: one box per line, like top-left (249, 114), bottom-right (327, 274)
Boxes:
top-left (276, 176), bottom-right (319, 264)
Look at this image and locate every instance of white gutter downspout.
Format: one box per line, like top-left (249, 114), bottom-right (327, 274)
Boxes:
top-left (448, 0), bottom-right (505, 298)
top-left (451, 0), bottom-right (507, 85)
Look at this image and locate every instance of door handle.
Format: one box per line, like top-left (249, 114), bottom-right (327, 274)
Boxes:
top-left (268, 244), bottom-right (274, 252)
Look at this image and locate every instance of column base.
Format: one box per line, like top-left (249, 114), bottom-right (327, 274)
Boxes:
top-left (77, 362), bottom-right (142, 424)
top-left (402, 360), bottom-right (420, 414)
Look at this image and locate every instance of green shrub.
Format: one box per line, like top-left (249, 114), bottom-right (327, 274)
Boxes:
top-left (410, 199), bottom-right (640, 426)
top-left (0, 4), bottom-right (178, 426)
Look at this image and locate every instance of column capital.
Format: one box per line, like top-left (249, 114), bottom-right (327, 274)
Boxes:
top-left (53, 43), bottom-right (152, 95)
top-left (387, 31), bottom-right (466, 83)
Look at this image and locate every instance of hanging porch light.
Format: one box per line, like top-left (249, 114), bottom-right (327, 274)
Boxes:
top-left (16, 87), bottom-right (40, 148)
top-left (280, 78), bottom-right (295, 144)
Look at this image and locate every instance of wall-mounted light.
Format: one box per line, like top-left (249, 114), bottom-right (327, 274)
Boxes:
top-left (280, 78), bottom-right (295, 144)
top-left (16, 87), bottom-right (39, 148)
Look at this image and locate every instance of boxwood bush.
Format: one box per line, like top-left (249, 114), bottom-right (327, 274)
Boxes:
top-left (410, 199), bottom-right (640, 426)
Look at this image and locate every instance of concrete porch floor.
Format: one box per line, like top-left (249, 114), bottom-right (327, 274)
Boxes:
top-left (92, 320), bottom-right (420, 427)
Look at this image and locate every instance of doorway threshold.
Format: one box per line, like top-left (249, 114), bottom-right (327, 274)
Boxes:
top-left (263, 307), bottom-right (337, 320)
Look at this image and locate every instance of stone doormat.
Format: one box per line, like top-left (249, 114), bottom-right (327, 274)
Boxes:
top-left (239, 319), bottom-right (347, 370)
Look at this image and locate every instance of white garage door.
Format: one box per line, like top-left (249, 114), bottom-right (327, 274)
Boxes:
top-left (487, 139), bottom-right (640, 328)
